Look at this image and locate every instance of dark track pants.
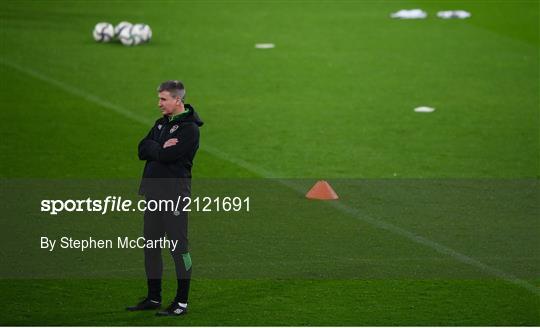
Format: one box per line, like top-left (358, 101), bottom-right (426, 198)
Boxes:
top-left (143, 203), bottom-right (191, 303)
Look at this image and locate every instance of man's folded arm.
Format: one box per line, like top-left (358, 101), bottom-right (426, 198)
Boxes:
top-left (158, 124), bottom-right (199, 163)
top-left (138, 129), bottom-right (161, 161)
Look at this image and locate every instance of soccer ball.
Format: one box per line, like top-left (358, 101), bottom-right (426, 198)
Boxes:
top-left (92, 22), bottom-right (114, 42)
top-left (118, 25), bottom-right (138, 46)
top-left (114, 21), bottom-right (132, 37)
top-left (132, 23), bottom-right (152, 43)
top-left (144, 25), bottom-right (152, 42)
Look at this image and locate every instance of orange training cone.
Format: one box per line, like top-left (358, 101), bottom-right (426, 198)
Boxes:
top-left (305, 180), bottom-right (339, 200)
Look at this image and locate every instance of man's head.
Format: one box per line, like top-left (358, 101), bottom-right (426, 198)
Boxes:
top-left (157, 80), bottom-right (186, 116)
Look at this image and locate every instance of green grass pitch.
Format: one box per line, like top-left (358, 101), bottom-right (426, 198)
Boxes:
top-left (0, 0), bottom-right (538, 325)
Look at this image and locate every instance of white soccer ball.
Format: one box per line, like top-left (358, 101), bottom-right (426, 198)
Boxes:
top-left (93, 22), bottom-right (114, 42)
top-left (132, 23), bottom-right (152, 43)
top-left (114, 21), bottom-right (132, 37)
top-left (118, 26), bottom-right (138, 46)
top-left (130, 24), bottom-right (146, 44)
top-left (145, 25), bottom-right (152, 42)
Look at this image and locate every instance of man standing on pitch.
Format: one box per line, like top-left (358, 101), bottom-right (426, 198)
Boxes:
top-left (128, 80), bottom-right (203, 316)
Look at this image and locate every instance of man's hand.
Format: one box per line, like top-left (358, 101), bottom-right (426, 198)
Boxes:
top-left (163, 138), bottom-right (178, 148)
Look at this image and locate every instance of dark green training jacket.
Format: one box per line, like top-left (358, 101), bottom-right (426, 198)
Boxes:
top-left (138, 104), bottom-right (203, 196)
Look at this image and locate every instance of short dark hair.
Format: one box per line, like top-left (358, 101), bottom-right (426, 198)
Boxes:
top-left (158, 80), bottom-right (186, 101)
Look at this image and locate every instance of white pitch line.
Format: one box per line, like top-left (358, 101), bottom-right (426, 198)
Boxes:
top-left (2, 58), bottom-right (538, 296)
top-left (330, 201), bottom-right (540, 295)
top-left (0, 59), bottom-right (148, 126)
top-left (279, 180), bottom-right (540, 295)
top-left (0, 58), bottom-right (277, 178)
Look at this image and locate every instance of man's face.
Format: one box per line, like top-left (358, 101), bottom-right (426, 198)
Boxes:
top-left (158, 91), bottom-right (179, 115)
